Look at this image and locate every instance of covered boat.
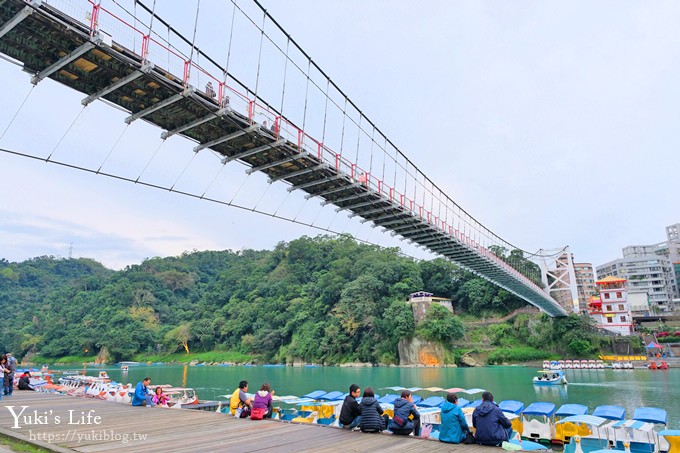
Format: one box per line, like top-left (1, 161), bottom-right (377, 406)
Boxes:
top-left (522, 402), bottom-right (557, 443)
top-left (559, 415), bottom-right (610, 453)
top-left (554, 404), bottom-right (590, 444)
top-left (500, 400), bottom-right (525, 434)
top-left (533, 370), bottom-right (568, 385)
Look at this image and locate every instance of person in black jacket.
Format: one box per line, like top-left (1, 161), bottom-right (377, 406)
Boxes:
top-left (472, 391), bottom-right (512, 446)
top-left (339, 384), bottom-right (362, 429)
top-left (18, 371), bottom-right (34, 391)
top-left (359, 387), bottom-right (389, 433)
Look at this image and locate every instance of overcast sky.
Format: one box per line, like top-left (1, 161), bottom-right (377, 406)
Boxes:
top-left (1, 0), bottom-right (678, 270)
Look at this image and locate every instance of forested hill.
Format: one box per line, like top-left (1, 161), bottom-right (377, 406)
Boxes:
top-left (0, 235), bottom-right (528, 364)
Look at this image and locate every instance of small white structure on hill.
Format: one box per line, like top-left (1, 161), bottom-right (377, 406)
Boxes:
top-left (408, 291), bottom-right (453, 323)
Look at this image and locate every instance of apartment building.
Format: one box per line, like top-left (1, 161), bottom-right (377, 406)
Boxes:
top-left (596, 222), bottom-right (680, 312)
top-left (574, 262), bottom-right (597, 312)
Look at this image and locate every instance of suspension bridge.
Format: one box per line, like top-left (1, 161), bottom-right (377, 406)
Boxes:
top-left (0, 0), bottom-right (570, 316)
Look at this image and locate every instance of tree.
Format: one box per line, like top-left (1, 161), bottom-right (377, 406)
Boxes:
top-left (165, 324), bottom-right (193, 354)
top-left (417, 304), bottom-right (464, 344)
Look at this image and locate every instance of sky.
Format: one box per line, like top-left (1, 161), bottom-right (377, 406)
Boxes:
top-left (1, 0), bottom-right (679, 270)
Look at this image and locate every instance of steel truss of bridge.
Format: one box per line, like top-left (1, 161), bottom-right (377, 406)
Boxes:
top-left (0, 0), bottom-right (567, 316)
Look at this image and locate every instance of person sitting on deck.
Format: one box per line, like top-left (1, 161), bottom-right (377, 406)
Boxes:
top-left (359, 387), bottom-right (389, 433)
top-left (472, 391), bottom-right (512, 446)
top-left (388, 390), bottom-right (421, 436)
top-left (251, 383), bottom-right (274, 420)
top-left (152, 386), bottom-right (169, 407)
top-left (132, 377), bottom-right (155, 407)
top-left (205, 81), bottom-right (216, 99)
top-left (17, 371), bottom-right (34, 391)
top-left (439, 392), bottom-right (470, 444)
top-left (229, 380), bottom-right (252, 416)
top-left (339, 383), bottom-right (362, 429)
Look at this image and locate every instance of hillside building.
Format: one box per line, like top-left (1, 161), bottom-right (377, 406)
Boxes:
top-left (408, 291), bottom-right (453, 323)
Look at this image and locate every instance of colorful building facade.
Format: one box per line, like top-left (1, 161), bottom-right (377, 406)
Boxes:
top-left (587, 276), bottom-right (634, 336)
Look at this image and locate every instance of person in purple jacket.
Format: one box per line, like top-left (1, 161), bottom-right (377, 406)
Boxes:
top-left (252, 383), bottom-right (274, 419)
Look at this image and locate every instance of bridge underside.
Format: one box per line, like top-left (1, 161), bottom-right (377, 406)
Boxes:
top-left (0, 0), bottom-right (567, 316)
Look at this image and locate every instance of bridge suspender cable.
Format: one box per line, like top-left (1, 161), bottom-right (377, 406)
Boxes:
top-left (0, 85), bottom-right (34, 142)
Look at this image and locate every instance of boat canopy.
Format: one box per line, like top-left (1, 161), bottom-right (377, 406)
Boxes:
top-left (378, 394), bottom-right (399, 404)
top-left (302, 390), bottom-right (327, 400)
top-left (468, 399), bottom-right (483, 408)
top-left (556, 404), bottom-right (589, 417)
top-left (462, 388), bottom-right (486, 394)
top-left (457, 397), bottom-right (470, 408)
top-left (499, 400), bottom-right (525, 414)
top-left (524, 402), bottom-right (556, 417)
top-left (419, 396), bottom-right (445, 408)
top-left (422, 387), bottom-right (445, 392)
top-left (659, 430), bottom-right (680, 438)
top-left (633, 407), bottom-right (667, 425)
top-left (317, 391), bottom-right (344, 401)
top-left (445, 387), bottom-right (466, 393)
top-left (281, 398), bottom-right (315, 405)
top-left (555, 415), bottom-right (608, 426)
top-left (593, 405), bottom-right (626, 420)
top-left (606, 420), bottom-right (654, 432)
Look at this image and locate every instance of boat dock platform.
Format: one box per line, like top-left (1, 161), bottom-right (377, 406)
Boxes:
top-left (0, 392), bottom-right (504, 452)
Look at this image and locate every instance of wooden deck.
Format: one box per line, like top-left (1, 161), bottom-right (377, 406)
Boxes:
top-left (0, 392), bottom-right (504, 452)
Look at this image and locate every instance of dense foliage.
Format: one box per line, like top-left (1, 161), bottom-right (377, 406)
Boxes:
top-left (0, 236), bottom-right (530, 364)
top-left (475, 312), bottom-right (643, 363)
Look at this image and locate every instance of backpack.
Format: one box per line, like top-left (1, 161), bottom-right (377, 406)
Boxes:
top-left (251, 407), bottom-right (267, 420)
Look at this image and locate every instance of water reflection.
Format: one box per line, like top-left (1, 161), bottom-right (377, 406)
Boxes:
top-left (52, 364), bottom-right (680, 423)
top-left (533, 383), bottom-right (568, 401)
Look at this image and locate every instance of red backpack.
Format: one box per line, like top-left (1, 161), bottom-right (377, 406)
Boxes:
top-left (250, 407), bottom-right (267, 420)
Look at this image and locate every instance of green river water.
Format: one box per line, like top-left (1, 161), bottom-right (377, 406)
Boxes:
top-left (53, 365), bottom-right (679, 426)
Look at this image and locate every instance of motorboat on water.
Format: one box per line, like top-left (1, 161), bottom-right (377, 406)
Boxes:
top-left (533, 370), bottom-right (568, 386)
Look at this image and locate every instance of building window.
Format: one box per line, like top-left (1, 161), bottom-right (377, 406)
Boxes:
top-left (604, 293), bottom-right (610, 299)
top-left (607, 317), bottom-right (613, 323)
top-left (616, 292), bottom-right (622, 298)
top-left (620, 316), bottom-right (627, 322)
top-left (606, 305), bottom-right (612, 311)
top-left (618, 304), bottom-right (625, 311)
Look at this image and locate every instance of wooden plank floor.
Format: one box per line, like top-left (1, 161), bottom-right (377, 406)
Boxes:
top-left (0, 392), bottom-right (515, 452)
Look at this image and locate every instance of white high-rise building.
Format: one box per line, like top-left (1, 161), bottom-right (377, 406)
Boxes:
top-left (596, 222), bottom-right (680, 312)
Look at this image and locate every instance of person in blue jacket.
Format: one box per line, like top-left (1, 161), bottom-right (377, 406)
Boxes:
top-left (388, 390), bottom-right (421, 436)
top-left (132, 377), bottom-right (155, 407)
top-left (439, 392), bottom-right (469, 444)
top-left (472, 391), bottom-right (512, 446)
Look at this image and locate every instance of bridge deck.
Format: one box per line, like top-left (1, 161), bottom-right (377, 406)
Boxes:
top-left (0, 391), bottom-right (492, 452)
top-left (0, 0), bottom-right (566, 316)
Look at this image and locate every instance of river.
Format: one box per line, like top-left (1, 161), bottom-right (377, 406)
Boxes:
top-left (52, 365), bottom-right (680, 425)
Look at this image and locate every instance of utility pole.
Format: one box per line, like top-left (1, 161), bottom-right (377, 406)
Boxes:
top-left (69, 242), bottom-right (73, 259)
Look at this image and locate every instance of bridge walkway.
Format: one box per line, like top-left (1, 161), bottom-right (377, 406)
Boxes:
top-left (0, 0), bottom-right (566, 316)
